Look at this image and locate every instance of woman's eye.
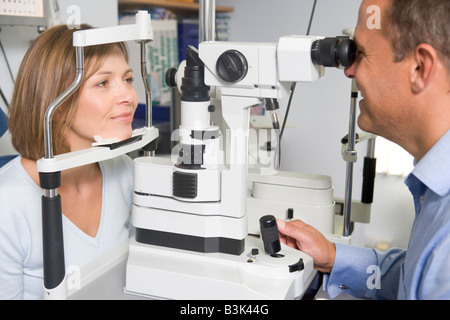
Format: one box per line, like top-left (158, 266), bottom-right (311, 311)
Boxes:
top-left (125, 77), bottom-right (135, 84)
top-left (97, 80), bottom-right (108, 87)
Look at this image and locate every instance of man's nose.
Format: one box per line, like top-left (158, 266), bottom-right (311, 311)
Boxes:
top-left (344, 62), bottom-right (356, 79)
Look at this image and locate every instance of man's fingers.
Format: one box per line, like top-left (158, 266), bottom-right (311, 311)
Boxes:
top-left (277, 219), bottom-right (305, 250)
top-left (277, 219), bottom-right (306, 239)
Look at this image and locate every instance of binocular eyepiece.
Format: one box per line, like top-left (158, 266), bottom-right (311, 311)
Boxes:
top-left (311, 36), bottom-right (357, 68)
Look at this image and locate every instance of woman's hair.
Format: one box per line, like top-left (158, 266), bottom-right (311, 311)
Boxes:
top-left (8, 24), bottom-right (129, 161)
top-left (383, 0), bottom-right (450, 70)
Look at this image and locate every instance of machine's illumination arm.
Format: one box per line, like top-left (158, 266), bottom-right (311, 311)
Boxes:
top-left (199, 35), bottom-right (355, 100)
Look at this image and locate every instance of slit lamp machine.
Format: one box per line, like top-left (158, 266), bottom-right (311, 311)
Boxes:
top-left (37, 10), bottom-right (376, 300)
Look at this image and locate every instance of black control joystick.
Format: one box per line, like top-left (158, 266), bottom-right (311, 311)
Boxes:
top-left (259, 215), bottom-right (281, 256)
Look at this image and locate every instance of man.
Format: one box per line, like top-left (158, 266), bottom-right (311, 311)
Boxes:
top-left (277, 0), bottom-right (450, 299)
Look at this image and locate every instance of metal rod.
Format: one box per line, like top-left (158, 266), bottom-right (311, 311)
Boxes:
top-left (140, 41), bottom-right (152, 128)
top-left (140, 41), bottom-right (154, 156)
top-left (41, 46), bottom-right (84, 297)
top-left (343, 79), bottom-right (358, 237)
top-left (43, 46), bottom-right (84, 159)
top-left (367, 137), bottom-right (376, 158)
top-left (199, 0), bottom-right (216, 42)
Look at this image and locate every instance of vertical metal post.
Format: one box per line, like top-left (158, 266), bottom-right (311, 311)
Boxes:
top-left (140, 41), bottom-right (154, 156)
top-left (343, 79), bottom-right (358, 237)
top-left (41, 46), bottom-right (84, 298)
top-left (199, 0), bottom-right (216, 42)
top-left (366, 138), bottom-right (376, 158)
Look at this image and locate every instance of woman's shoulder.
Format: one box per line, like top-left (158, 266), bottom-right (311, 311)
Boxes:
top-left (0, 156), bottom-right (33, 192)
top-left (0, 156), bottom-right (42, 228)
top-left (0, 155), bottom-right (21, 176)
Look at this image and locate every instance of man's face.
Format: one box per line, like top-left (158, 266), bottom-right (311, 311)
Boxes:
top-left (345, 0), bottom-right (412, 144)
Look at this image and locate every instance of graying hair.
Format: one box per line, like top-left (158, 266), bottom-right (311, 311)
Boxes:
top-left (383, 0), bottom-right (450, 70)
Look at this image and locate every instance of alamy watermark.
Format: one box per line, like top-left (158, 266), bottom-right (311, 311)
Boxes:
top-left (66, 5), bottom-right (81, 29)
top-left (66, 265), bottom-right (81, 290)
top-left (366, 265), bottom-right (381, 290)
top-left (366, 5), bottom-right (381, 30)
top-left (169, 127), bottom-right (280, 173)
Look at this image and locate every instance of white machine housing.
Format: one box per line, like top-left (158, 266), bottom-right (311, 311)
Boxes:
top-left (125, 36), bottom-right (333, 300)
top-left (201, 36), bottom-right (325, 99)
top-left (131, 36), bottom-right (328, 254)
top-left (247, 170), bottom-right (335, 236)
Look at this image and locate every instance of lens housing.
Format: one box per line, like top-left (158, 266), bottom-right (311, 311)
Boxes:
top-left (311, 36), bottom-right (356, 67)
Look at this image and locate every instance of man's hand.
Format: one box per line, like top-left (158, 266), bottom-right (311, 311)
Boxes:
top-left (277, 219), bottom-right (336, 273)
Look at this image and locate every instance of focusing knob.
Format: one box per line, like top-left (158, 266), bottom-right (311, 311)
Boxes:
top-left (216, 49), bottom-right (248, 83)
top-left (165, 67), bottom-right (177, 88)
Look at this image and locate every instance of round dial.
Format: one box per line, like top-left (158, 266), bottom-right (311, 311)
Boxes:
top-left (216, 49), bottom-right (248, 83)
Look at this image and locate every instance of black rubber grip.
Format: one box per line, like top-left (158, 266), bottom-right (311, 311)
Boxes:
top-left (361, 157), bottom-right (377, 204)
top-left (42, 195), bottom-right (65, 290)
top-left (259, 215), bottom-right (281, 255)
top-left (39, 171), bottom-right (61, 189)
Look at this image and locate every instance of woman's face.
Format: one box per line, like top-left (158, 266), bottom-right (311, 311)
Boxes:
top-left (66, 47), bottom-right (138, 151)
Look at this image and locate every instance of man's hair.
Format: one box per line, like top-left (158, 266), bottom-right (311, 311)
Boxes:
top-left (383, 0), bottom-right (450, 70)
top-left (8, 24), bottom-right (129, 161)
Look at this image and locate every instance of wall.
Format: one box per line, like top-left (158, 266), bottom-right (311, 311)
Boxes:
top-left (217, 0), bottom-right (415, 249)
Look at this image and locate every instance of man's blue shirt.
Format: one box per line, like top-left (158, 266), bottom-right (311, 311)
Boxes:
top-left (324, 129), bottom-right (450, 299)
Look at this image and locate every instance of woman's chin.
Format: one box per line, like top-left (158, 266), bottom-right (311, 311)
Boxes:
top-left (112, 125), bottom-right (134, 141)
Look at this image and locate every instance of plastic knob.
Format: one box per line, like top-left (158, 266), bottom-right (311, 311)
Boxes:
top-left (259, 215), bottom-right (281, 255)
top-left (216, 49), bottom-right (248, 83)
top-left (165, 67), bottom-right (177, 88)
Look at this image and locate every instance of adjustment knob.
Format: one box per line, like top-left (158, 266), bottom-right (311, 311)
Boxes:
top-left (216, 49), bottom-right (248, 83)
top-left (259, 215), bottom-right (281, 256)
top-left (165, 67), bottom-right (178, 88)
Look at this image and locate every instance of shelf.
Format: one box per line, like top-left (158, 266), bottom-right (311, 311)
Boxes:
top-left (118, 0), bottom-right (234, 13)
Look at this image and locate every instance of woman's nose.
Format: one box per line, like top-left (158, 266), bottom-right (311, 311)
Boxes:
top-left (117, 83), bottom-right (136, 105)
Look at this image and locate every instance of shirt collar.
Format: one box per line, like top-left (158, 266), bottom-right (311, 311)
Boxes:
top-left (408, 129), bottom-right (450, 197)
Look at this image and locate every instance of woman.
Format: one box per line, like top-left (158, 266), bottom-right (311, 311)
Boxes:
top-left (0, 24), bottom-right (138, 299)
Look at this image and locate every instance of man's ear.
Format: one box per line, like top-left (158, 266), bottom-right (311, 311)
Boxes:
top-left (410, 43), bottom-right (438, 94)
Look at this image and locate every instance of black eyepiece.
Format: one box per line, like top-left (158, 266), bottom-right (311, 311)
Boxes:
top-left (311, 36), bottom-right (357, 68)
